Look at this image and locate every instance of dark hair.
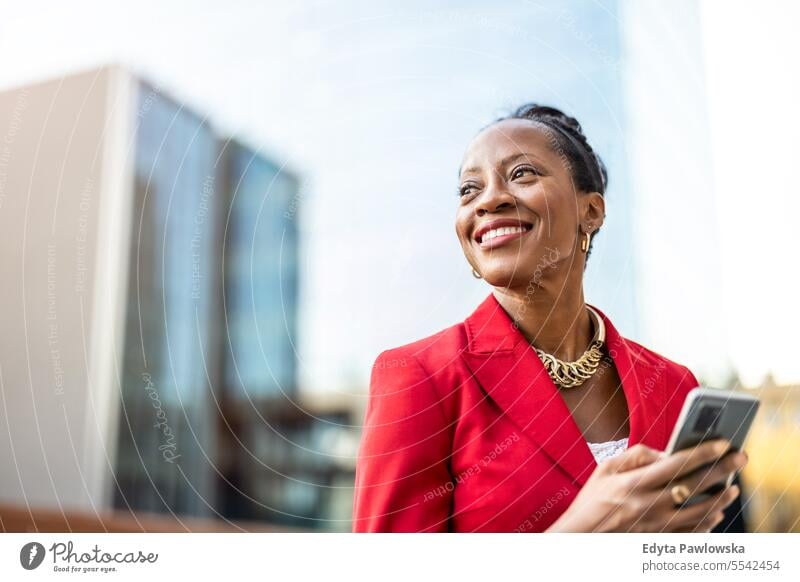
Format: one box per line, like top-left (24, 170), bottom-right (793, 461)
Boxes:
top-left (492, 104), bottom-right (608, 197)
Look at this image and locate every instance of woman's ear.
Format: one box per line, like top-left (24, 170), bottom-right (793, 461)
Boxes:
top-left (581, 191), bottom-right (605, 232)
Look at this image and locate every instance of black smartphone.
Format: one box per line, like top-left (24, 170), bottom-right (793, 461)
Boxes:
top-left (664, 387), bottom-right (760, 506)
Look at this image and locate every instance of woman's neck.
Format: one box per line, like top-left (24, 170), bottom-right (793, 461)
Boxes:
top-left (492, 280), bottom-right (594, 361)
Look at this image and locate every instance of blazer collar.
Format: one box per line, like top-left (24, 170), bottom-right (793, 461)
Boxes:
top-left (460, 292), bottom-right (667, 487)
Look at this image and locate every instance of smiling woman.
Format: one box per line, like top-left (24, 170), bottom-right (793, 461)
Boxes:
top-left (352, 104), bottom-right (748, 533)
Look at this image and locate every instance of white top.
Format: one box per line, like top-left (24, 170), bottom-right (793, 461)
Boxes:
top-left (587, 437), bottom-right (629, 464)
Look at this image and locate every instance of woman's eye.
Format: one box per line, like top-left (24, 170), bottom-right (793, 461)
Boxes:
top-left (511, 166), bottom-right (540, 180)
top-left (459, 184), bottom-right (477, 197)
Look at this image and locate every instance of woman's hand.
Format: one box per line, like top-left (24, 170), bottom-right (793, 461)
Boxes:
top-left (546, 439), bottom-right (747, 532)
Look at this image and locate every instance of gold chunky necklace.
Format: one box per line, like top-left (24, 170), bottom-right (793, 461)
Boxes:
top-left (533, 305), bottom-right (606, 389)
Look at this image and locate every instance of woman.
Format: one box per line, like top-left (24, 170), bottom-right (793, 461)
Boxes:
top-left (352, 104), bottom-right (747, 532)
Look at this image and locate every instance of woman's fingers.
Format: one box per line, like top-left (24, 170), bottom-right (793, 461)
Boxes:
top-left (625, 439), bottom-right (731, 490)
top-left (680, 452), bottom-right (747, 502)
top-left (656, 450), bottom-right (746, 507)
top-left (602, 443), bottom-right (663, 474)
top-left (663, 484), bottom-right (740, 531)
top-left (583, 441), bottom-right (745, 533)
top-left (617, 478), bottom-right (739, 533)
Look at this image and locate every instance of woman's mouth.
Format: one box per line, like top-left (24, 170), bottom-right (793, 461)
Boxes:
top-left (474, 220), bottom-right (533, 250)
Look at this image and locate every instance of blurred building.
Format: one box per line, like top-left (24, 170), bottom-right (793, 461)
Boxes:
top-left (0, 66), bottom-right (133, 514)
top-left (619, 0), bottom-right (729, 383)
top-left (740, 378), bottom-right (800, 533)
top-left (0, 66), bottom-right (360, 531)
top-left (222, 139), bottom-right (299, 399)
top-left (217, 392), bottom-right (360, 530)
top-left (113, 74), bottom-right (223, 518)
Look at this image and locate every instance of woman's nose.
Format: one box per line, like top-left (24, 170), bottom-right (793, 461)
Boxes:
top-left (475, 182), bottom-right (514, 215)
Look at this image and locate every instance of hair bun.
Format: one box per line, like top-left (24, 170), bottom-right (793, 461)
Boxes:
top-left (511, 104), bottom-right (584, 136)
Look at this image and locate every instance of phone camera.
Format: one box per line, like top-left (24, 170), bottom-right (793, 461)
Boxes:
top-left (693, 404), bottom-right (723, 435)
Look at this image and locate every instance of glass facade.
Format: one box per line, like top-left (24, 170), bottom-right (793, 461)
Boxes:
top-left (114, 83), bottom-right (222, 517)
top-left (112, 81), bottom-right (308, 523)
top-left (215, 142), bottom-right (327, 528)
top-left (222, 142), bottom-right (299, 399)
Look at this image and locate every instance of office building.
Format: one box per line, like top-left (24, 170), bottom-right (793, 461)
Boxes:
top-left (0, 66), bottom-right (358, 530)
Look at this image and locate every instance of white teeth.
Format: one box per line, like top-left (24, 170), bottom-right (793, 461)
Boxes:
top-left (481, 226), bottom-right (527, 242)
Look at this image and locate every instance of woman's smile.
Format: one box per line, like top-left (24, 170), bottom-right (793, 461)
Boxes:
top-left (473, 218), bottom-right (534, 250)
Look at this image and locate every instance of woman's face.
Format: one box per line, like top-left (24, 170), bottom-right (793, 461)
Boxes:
top-left (455, 118), bottom-right (603, 291)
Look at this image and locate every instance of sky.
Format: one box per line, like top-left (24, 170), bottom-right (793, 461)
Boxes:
top-left (0, 0), bottom-right (797, 391)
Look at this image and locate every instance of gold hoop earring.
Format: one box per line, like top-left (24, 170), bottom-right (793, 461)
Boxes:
top-left (471, 267), bottom-right (482, 279)
top-left (580, 231), bottom-right (591, 253)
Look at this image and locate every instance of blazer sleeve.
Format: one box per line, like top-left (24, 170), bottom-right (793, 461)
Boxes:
top-left (352, 349), bottom-right (454, 532)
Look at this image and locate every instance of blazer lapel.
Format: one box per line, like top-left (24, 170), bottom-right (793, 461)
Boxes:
top-left (596, 305), bottom-right (669, 450)
top-left (460, 293), bottom-right (668, 488)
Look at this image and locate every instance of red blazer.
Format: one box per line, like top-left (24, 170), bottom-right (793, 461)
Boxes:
top-left (352, 292), bottom-right (700, 532)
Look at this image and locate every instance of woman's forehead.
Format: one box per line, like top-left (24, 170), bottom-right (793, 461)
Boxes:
top-left (460, 119), bottom-right (556, 174)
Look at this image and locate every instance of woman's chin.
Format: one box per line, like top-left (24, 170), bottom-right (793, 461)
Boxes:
top-left (480, 268), bottom-right (526, 290)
